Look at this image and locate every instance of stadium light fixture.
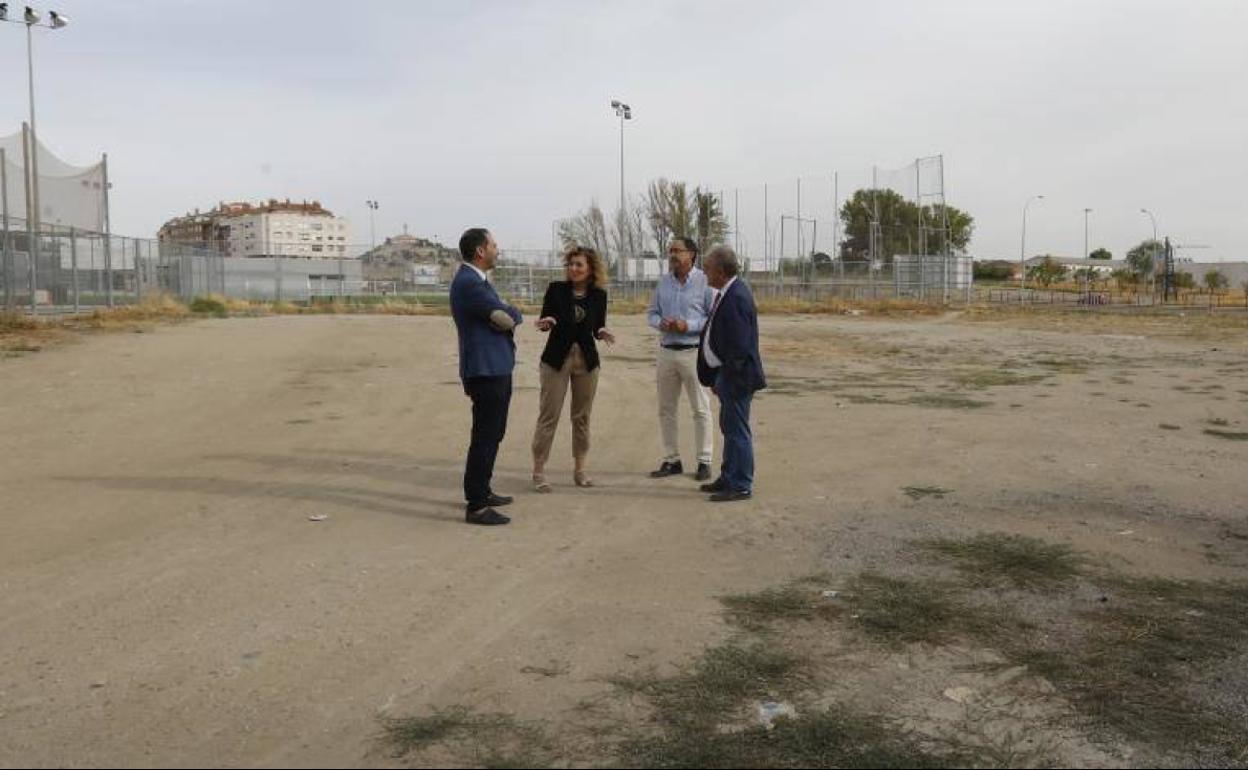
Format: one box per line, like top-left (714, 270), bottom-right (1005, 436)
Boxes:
top-left (49, 9), bottom-right (66, 27)
top-left (0, 5), bottom-right (8, 22)
top-left (23, 5), bottom-right (38, 24)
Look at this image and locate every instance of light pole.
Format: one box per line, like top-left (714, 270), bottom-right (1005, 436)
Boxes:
top-left (1140, 208), bottom-right (1158, 299)
top-left (1019, 194), bottom-right (1044, 303)
top-left (365, 200), bottom-right (378, 252)
top-left (3, 5), bottom-right (71, 311)
top-left (1083, 208), bottom-right (1092, 260)
top-left (1083, 207), bottom-right (1092, 300)
top-left (610, 99), bottom-right (631, 282)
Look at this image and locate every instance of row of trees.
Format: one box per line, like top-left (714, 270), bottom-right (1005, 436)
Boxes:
top-left (1020, 255), bottom-right (1238, 294)
top-left (557, 183), bottom-right (976, 269)
top-left (556, 179), bottom-right (730, 267)
top-left (975, 239), bottom-right (1170, 287)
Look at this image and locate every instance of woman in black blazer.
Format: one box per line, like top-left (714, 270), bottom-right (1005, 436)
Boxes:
top-left (531, 246), bottom-right (615, 491)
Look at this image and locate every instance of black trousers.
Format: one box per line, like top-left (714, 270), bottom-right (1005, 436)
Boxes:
top-left (463, 375), bottom-right (512, 510)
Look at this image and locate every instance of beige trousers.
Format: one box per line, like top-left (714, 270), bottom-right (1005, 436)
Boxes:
top-left (532, 344), bottom-right (600, 465)
top-left (656, 346), bottom-right (713, 465)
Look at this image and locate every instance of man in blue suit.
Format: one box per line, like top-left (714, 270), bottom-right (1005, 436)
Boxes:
top-left (451, 228), bottom-right (523, 525)
top-left (696, 245), bottom-right (766, 502)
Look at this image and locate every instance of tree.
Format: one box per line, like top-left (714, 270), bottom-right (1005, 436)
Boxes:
top-left (1028, 256), bottom-right (1067, 287)
top-left (558, 201), bottom-right (611, 263)
top-left (1204, 269), bottom-right (1228, 293)
top-left (611, 200), bottom-right (647, 269)
top-left (1089, 247), bottom-right (1112, 260)
top-left (643, 179), bottom-right (727, 256)
top-left (973, 260), bottom-right (1015, 281)
top-left (1126, 239), bottom-right (1162, 276)
top-left (1111, 268), bottom-right (1137, 290)
top-left (644, 178), bottom-right (693, 256)
top-left (1175, 271), bottom-right (1195, 290)
top-left (838, 189), bottom-right (974, 264)
top-left (694, 189), bottom-right (729, 250)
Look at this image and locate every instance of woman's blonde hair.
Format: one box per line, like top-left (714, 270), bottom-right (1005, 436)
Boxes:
top-left (563, 245), bottom-right (608, 289)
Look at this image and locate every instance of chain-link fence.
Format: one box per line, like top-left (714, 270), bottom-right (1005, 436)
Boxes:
top-left (1, 218), bottom-right (224, 313)
top-left (1, 219), bottom-right (385, 312)
top-left (490, 252), bottom-right (974, 307)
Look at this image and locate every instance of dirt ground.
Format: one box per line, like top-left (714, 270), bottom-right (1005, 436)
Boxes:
top-left (1, 310), bottom-right (1245, 767)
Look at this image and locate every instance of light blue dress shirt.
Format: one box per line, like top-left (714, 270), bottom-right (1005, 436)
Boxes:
top-left (647, 266), bottom-right (713, 347)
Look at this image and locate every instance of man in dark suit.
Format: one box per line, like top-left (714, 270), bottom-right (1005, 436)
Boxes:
top-left (451, 228), bottom-right (523, 525)
top-left (696, 245), bottom-right (766, 502)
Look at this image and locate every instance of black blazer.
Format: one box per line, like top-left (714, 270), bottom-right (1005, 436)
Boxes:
top-left (539, 281), bottom-right (608, 372)
top-left (697, 279), bottom-right (767, 393)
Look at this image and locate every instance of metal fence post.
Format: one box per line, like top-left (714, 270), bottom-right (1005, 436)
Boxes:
top-left (70, 226), bottom-right (79, 313)
top-left (102, 154), bottom-right (114, 308)
top-left (134, 237), bottom-right (143, 304)
top-left (0, 147), bottom-right (11, 311)
top-left (21, 124), bottom-right (37, 314)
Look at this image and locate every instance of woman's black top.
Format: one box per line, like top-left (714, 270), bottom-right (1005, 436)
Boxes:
top-left (538, 281), bottom-right (608, 372)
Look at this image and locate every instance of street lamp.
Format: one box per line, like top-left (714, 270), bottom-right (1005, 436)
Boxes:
top-left (610, 99), bottom-right (632, 282)
top-left (365, 199), bottom-right (379, 251)
top-left (1019, 194), bottom-right (1044, 303)
top-left (3, 4), bottom-right (71, 311)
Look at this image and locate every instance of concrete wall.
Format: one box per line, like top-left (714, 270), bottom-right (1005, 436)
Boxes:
top-left (1181, 261), bottom-right (1248, 288)
top-left (222, 257), bottom-right (363, 300)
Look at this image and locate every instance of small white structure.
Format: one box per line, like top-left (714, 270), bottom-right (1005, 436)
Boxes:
top-left (1024, 256), bottom-right (1117, 274)
top-left (893, 254), bottom-right (973, 295)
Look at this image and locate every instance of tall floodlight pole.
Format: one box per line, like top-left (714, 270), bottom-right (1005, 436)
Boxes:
top-left (610, 99), bottom-right (631, 282)
top-left (365, 200), bottom-right (379, 251)
top-left (1082, 207), bottom-right (1093, 299)
top-left (3, 5), bottom-right (71, 311)
top-left (1019, 194), bottom-right (1044, 304)
top-left (1140, 208), bottom-right (1158, 299)
top-left (1083, 208), bottom-right (1092, 259)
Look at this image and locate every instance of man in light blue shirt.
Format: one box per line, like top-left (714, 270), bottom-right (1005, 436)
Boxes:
top-left (646, 236), bottom-right (714, 481)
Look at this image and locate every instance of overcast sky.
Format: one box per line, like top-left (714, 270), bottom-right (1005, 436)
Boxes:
top-left (3, 0), bottom-right (1245, 261)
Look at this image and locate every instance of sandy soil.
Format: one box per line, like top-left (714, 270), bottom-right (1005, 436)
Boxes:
top-left (1, 311), bottom-right (1245, 767)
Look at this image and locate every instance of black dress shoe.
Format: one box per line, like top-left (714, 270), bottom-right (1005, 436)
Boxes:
top-left (700, 477), bottom-right (727, 493)
top-left (465, 507), bottom-right (511, 526)
top-left (694, 463), bottom-right (712, 482)
top-left (649, 460), bottom-right (683, 478)
top-left (484, 493), bottom-right (513, 507)
top-left (709, 489), bottom-right (752, 502)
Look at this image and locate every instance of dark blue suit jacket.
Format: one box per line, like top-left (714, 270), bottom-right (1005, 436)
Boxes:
top-left (697, 278), bottom-right (766, 393)
top-left (450, 264), bottom-right (523, 381)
